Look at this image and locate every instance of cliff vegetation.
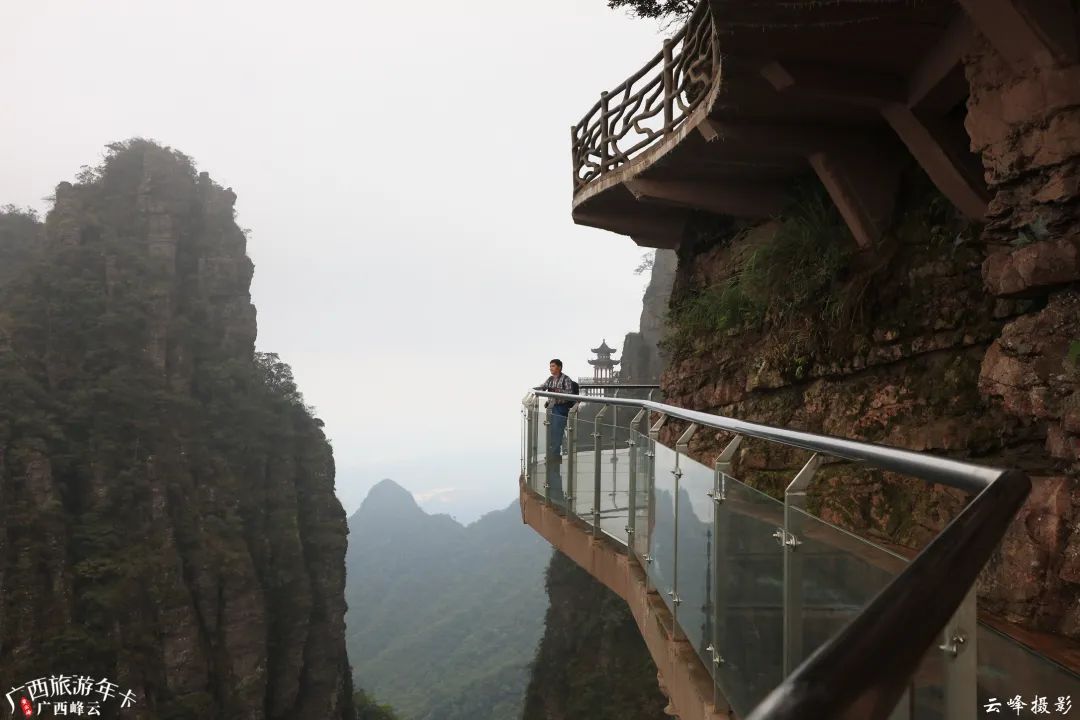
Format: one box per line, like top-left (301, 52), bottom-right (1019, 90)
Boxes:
top-left (661, 165), bottom-right (1080, 638)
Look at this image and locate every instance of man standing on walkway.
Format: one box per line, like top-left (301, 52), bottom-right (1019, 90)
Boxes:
top-left (534, 358), bottom-right (575, 458)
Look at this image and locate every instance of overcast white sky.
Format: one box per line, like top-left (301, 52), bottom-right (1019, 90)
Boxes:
top-left (1, 0), bottom-right (670, 523)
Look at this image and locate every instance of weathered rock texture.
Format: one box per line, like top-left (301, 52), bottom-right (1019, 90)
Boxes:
top-left (968, 11), bottom-right (1080, 634)
top-left (621, 250), bottom-right (678, 384)
top-left (0, 141), bottom-right (355, 719)
top-left (658, 9), bottom-right (1080, 641)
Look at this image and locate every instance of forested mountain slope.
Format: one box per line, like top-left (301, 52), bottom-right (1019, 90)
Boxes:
top-left (0, 141), bottom-right (354, 719)
top-left (345, 480), bottom-right (550, 720)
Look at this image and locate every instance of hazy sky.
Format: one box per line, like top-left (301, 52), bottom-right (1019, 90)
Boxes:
top-left (1, 0), bottom-right (670, 523)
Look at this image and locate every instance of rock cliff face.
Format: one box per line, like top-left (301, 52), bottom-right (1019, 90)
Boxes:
top-left (621, 250), bottom-right (677, 384)
top-left (0, 141), bottom-right (354, 718)
top-left (658, 10), bottom-right (1080, 641)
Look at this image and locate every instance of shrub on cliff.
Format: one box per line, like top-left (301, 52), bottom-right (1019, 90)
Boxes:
top-left (607, 0), bottom-right (694, 20)
top-left (663, 183), bottom-right (855, 354)
top-left (354, 689), bottom-right (401, 720)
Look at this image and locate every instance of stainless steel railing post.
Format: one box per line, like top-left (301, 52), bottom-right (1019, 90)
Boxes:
top-left (566, 405), bottom-right (578, 514)
top-left (644, 413), bottom-right (667, 593)
top-left (627, 407), bottom-right (648, 553)
top-left (525, 398), bottom-right (537, 489)
top-left (542, 403), bottom-right (552, 503)
top-left (707, 433), bottom-right (741, 703)
top-left (610, 390), bottom-right (621, 508)
top-left (593, 405), bottom-right (608, 537)
top-left (942, 587), bottom-right (978, 719)
top-left (670, 423), bottom-right (699, 632)
top-left (780, 454), bottom-right (822, 677)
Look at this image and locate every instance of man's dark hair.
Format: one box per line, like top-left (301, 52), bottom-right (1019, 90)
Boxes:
top-left (550, 358), bottom-right (563, 369)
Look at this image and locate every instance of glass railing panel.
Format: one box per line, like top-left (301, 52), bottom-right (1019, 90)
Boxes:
top-left (606, 407), bottom-right (644, 546)
top-left (598, 442), bottom-right (631, 544)
top-left (544, 455), bottom-right (569, 509)
top-left (632, 428), bottom-right (652, 560)
top-left (788, 506), bottom-right (906, 667)
top-left (578, 415), bottom-right (606, 524)
top-left (552, 404), bottom-right (574, 506)
top-left (530, 402), bottom-right (545, 493)
top-left (607, 403), bottom-right (635, 457)
top-left (714, 474), bottom-right (784, 717)
top-left (573, 404), bottom-right (599, 453)
top-left (882, 612), bottom-right (1080, 720)
top-left (649, 441), bottom-right (679, 613)
top-left (910, 637), bottom-right (946, 720)
top-left (567, 410), bottom-right (589, 518)
top-left (530, 408), bottom-right (547, 496)
top-left (676, 452), bottom-right (717, 670)
top-left (572, 448), bottom-right (594, 519)
top-left (977, 623), bottom-right (1080, 716)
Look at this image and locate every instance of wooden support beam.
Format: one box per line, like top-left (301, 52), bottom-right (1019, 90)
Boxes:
top-left (573, 208), bottom-right (688, 250)
top-left (760, 61), bottom-right (905, 107)
top-left (957, 0), bottom-right (1078, 67)
top-left (906, 14), bottom-right (976, 112)
top-left (697, 118), bottom-right (847, 156)
top-left (808, 145), bottom-right (903, 249)
top-left (761, 51), bottom-right (972, 115)
top-left (624, 178), bottom-right (787, 219)
top-left (701, 114), bottom-right (905, 247)
top-left (760, 59), bottom-right (986, 219)
top-left (881, 104), bottom-right (989, 219)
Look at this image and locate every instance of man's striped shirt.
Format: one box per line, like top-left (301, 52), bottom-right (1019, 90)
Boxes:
top-left (536, 373), bottom-right (574, 403)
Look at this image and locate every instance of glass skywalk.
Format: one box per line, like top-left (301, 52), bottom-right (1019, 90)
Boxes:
top-left (521, 391), bottom-right (1080, 719)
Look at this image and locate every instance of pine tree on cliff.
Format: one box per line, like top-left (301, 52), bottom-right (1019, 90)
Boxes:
top-left (0, 140), bottom-right (356, 720)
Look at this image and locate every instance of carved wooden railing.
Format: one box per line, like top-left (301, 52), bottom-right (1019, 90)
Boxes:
top-left (571, 1), bottom-right (720, 192)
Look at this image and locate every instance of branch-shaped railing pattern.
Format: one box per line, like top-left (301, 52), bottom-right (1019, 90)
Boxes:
top-left (571, 1), bottom-right (720, 191)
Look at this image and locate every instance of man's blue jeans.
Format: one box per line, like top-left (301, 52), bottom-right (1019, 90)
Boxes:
top-left (548, 404), bottom-right (570, 457)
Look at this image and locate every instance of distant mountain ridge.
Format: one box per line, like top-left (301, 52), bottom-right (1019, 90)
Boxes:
top-left (345, 479), bottom-right (551, 720)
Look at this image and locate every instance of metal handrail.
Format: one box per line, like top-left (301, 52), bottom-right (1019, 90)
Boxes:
top-left (578, 383), bottom-right (659, 390)
top-left (530, 389), bottom-right (1030, 720)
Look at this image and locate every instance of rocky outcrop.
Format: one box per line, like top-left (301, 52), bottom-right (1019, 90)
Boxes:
top-left (0, 141), bottom-right (354, 719)
top-left (968, 12), bottom-right (1080, 634)
top-left (621, 250), bottom-right (677, 384)
top-left (980, 292), bottom-right (1080, 463)
top-left (659, 179), bottom-right (1077, 639)
top-left (968, 38), bottom-right (1080, 323)
top-left (653, 8), bottom-right (1080, 641)
top-left (965, 43), bottom-right (1080, 281)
